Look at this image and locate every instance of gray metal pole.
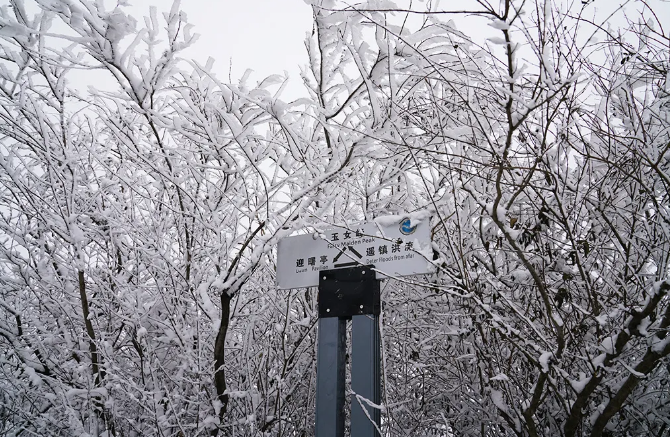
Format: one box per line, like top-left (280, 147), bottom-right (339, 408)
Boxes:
top-left (351, 314), bottom-right (381, 437)
top-left (315, 316), bottom-right (346, 437)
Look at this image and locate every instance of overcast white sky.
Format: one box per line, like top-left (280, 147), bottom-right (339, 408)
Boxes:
top-left (26, 0), bottom-right (669, 102)
top-left (126, 0), bottom-right (314, 97)
top-left (119, 0), bottom-right (669, 98)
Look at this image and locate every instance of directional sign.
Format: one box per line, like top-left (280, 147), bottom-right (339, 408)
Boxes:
top-left (277, 214), bottom-right (433, 289)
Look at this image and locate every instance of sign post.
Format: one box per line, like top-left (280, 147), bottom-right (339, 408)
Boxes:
top-left (315, 317), bottom-right (346, 437)
top-left (351, 313), bottom-right (381, 436)
top-left (277, 215), bottom-right (433, 437)
top-left (317, 265), bottom-right (380, 437)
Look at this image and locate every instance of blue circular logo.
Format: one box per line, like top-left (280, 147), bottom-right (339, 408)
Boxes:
top-left (399, 218), bottom-right (417, 235)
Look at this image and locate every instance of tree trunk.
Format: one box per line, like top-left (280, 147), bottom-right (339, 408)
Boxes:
top-left (212, 292), bottom-right (232, 435)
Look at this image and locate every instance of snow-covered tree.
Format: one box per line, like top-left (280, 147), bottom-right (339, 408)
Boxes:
top-left (1, 0), bottom-right (668, 436)
top-left (315, 0), bottom-right (670, 435)
top-left (0, 1), bottom-right (343, 434)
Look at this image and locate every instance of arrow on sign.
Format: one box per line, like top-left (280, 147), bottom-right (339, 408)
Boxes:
top-left (333, 245), bottom-right (363, 268)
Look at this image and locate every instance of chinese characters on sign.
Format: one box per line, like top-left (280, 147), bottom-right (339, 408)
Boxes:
top-left (294, 238), bottom-right (417, 271)
top-left (277, 215), bottom-right (433, 289)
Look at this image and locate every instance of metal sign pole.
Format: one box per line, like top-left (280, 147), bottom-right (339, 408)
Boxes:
top-left (351, 314), bottom-right (381, 437)
top-left (315, 316), bottom-right (346, 437)
top-left (317, 266), bottom-right (381, 437)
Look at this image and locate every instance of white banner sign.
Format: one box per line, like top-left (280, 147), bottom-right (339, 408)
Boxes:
top-left (277, 214), bottom-right (433, 289)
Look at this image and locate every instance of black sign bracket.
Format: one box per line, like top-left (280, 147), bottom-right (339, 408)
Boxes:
top-left (317, 265), bottom-right (380, 318)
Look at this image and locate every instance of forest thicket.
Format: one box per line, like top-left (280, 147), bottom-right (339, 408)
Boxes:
top-left (0, 0), bottom-right (669, 435)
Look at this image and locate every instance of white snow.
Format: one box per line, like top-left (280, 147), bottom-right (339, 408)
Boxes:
top-left (487, 37), bottom-right (509, 45)
top-left (24, 366), bottom-right (42, 386)
top-left (592, 353), bottom-right (607, 368)
top-left (539, 351), bottom-right (552, 373)
top-left (490, 373), bottom-right (509, 381)
top-left (197, 282), bottom-right (218, 321)
top-left (569, 373), bottom-right (590, 394)
top-left (0, 21), bottom-right (31, 38)
top-left (651, 335), bottom-right (670, 354)
top-left (509, 268), bottom-right (531, 283)
top-left (595, 314), bottom-right (608, 327)
top-left (487, 19), bottom-right (510, 31)
top-left (600, 334), bottom-right (618, 354)
top-left (485, 203), bottom-right (507, 219)
top-left (490, 390), bottom-right (508, 413)
top-left (638, 317), bottom-right (651, 336)
top-left (551, 312), bottom-right (564, 327)
top-left (374, 215), bottom-right (403, 227)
